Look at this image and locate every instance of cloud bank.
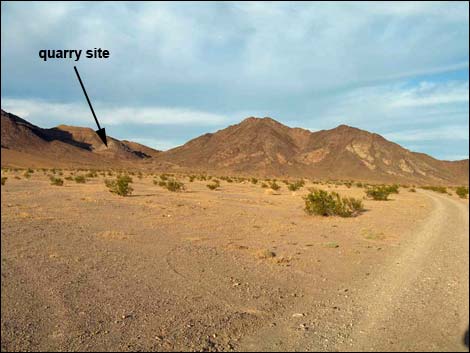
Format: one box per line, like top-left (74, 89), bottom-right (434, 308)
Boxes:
top-left (1, 1), bottom-right (468, 158)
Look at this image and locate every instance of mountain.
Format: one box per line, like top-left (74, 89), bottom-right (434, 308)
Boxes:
top-left (154, 117), bottom-right (469, 185)
top-left (1, 110), bottom-right (468, 184)
top-left (1, 109), bottom-right (160, 168)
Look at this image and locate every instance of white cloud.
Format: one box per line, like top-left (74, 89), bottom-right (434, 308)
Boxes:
top-left (1, 98), bottom-right (230, 127)
top-left (384, 125), bottom-right (469, 142)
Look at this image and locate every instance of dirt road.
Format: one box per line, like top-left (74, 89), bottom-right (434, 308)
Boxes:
top-left (339, 191), bottom-right (469, 351)
top-left (240, 190), bottom-right (469, 351)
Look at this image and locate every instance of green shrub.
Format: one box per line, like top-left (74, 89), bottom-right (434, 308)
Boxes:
top-left (23, 171), bottom-right (31, 179)
top-left (86, 171), bottom-right (98, 178)
top-left (385, 184), bottom-right (399, 194)
top-left (269, 181), bottom-right (281, 191)
top-left (1, 177), bottom-right (7, 186)
top-left (157, 178), bottom-right (184, 192)
top-left (288, 180), bottom-right (305, 191)
top-left (74, 175), bottom-right (86, 183)
top-left (50, 176), bottom-right (64, 186)
top-left (189, 175), bottom-right (196, 182)
top-left (366, 186), bottom-right (391, 201)
top-left (165, 179), bottom-right (185, 192)
top-left (409, 188), bottom-right (416, 192)
top-left (456, 186), bottom-right (469, 199)
top-left (160, 174), bottom-right (169, 181)
top-left (105, 175), bottom-right (133, 196)
top-left (65, 176), bottom-right (73, 181)
top-left (27, 168), bottom-right (34, 174)
top-left (421, 186), bottom-right (447, 194)
top-left (207, 182), bottom-right (219, 190)
top-left (261, 182), bottom-right (268, 188)
top-left (251, 178), bottom-right (258, 184)
top-left (304, 188), bottom-right (364, 217)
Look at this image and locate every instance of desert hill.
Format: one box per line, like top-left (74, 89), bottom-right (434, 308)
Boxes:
top-left (1, 109), bottom-right (160, 168)
top-left (155, 117), bottom-right (469, 185)
top-left (1, 110), bottom-right (468, 184)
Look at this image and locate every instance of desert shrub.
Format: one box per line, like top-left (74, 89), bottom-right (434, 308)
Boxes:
top-left (165, 179), bottom-right (185, 192)
top-left (409, 188), bottom-right (416, 192)
top-left (251, 178), bottom-right (258, 184)
top-left (50, 176), bottom-right (64, 186)
top-left (1, 177), bottom-right (7, 186)
top-left (23, 171), bottom-right (32, 179)
top-left (27, 168), bottom-right (34, 174)
top-left (86, 171), bottom-right (98, 178)
top-left (105, 175), bottom-right (133, 196)
top-left (207, 182), bottom-right (219, 190)
top-left (219, 176), bottom-right (233, 183)
top-left (157, 178), bottom-right (184, 192)
top-left (344, 181), bottom-right (352, 188)
top-left (421, 186), bottom-right (447, 194)
top-left (137, 172), bottom-right (143, 179)
top-left (269, 181), bottom-right (281, 191)
top-left (74, 175), bottom-right (86, 183)
top-left (160, 174), bottom-right (169, 181)
top-left (456, 186), bottom-right (469, 199)
top-left (385, 184), bottom-right (399, 194)
top-left (65, 176), bottom-right (73, 181)
top-left (261, 182), bottom-right (268, 188)
top-left (366, 186), bottom-right (391, 201)
top-left (304, 188), bottom-right (364, 217)
top-left (189, 175), bottom-right (196, 182)
top-left (118, 174), bottom-right (133, 183)
top-left (356, 182), bottom-right (364, 188)
top-left (288, 180), bottom-right (305, 191)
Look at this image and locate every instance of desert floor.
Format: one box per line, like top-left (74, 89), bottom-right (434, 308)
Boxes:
top-left (1, 172), bottom-right (468, 352)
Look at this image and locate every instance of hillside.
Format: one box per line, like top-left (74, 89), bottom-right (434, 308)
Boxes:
top-left (1, 110), bottom-right (467, 184)
top-left (1, 109), bottom-right (160, 168)
top-left (154, 117), bottom-right (469, 184)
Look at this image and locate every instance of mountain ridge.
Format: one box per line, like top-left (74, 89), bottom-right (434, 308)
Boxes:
top-left (1, 110), bottom-right (468, 184)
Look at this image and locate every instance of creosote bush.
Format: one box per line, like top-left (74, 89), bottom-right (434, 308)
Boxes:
top-left (251, 178), bottom-right (258, 184)
top-left (366, 186), bottom-right (391, 201)
top-left (86, 171), bottom-right (98, 178)
top-left (207, 179), bottom-right (220, 190)
top-left (105, 175), bottom-right (133, 196)
top-left (157, 178), bottom-right (185, 192)
top-left (456, 186), bottom-right (469, 199)
top-left (288, 180), bottom-right (305, 192)
top-left (1, 177), bottom-right (7, 186)
top-left (269, 181), bottom-right (281, 191)
top-left (304, 188), bottom-right (364, 217)
top-left (421, 186), bottom-right (447, 194)
top-left (74, 175), bottom-right (86, 183)
top-left (50, 176), bottom-right (64, 186)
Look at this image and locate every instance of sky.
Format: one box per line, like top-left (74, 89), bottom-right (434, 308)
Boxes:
top-left (1, 1), bottom-right (469, 160)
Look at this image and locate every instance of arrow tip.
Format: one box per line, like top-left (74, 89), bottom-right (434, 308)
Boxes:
top-left (95, 127), bottom-right (108, 147)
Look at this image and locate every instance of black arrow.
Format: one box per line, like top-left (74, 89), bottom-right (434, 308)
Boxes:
top-left (73, 66), bottom-right (108, 147)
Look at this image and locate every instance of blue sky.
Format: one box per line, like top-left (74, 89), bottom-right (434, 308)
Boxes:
top-left (1, 1), bottom-right (468, 160)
